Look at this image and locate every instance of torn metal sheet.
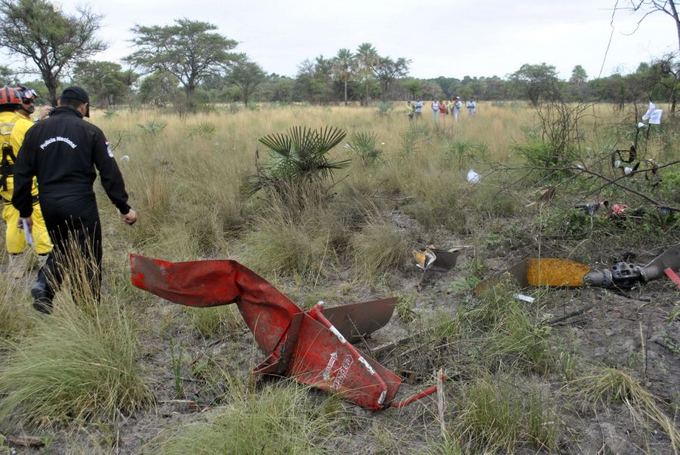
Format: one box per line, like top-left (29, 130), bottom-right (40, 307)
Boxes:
top-left (323, 298), bottom-right (396, 342)
top-left (130, 254), bottom-right (439, 410)
top-left (413, 246), bottom-right (461, 272)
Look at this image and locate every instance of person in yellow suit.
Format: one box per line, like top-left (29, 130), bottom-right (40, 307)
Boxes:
top-left (0, 86), bottom-right (52, 269)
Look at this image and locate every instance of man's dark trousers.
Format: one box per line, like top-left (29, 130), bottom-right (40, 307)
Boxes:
top-left (33, 194), bottom-right (102, 312)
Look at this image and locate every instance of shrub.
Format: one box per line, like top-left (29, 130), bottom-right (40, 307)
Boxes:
top-left (345, 131), bottom-right (382, 165)
top-left (246, 126), bottom-right (351, 211)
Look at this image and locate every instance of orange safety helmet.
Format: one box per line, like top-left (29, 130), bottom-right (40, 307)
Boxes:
top-left (0, 86), bottom-right (23, 106)
top-left (16, 85), bottom-right (38, 102)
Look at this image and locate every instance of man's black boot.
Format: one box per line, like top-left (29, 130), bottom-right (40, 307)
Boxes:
top-left (31, 272), bottom-right (53, 314)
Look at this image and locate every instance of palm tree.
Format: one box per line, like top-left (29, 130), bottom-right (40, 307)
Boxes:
top-left (355, 43), bottom-right (379, 105)
top-left (247, 126), bottom-right (350, 210)
top-left (332, 48), bottom-right (355, 105)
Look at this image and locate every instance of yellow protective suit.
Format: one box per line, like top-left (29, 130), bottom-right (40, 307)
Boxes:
top-left (0, 111), bottom-right (52, 254)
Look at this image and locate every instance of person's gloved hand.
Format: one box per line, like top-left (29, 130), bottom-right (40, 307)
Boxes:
top-left (18, 216), bottom-right (32, 231)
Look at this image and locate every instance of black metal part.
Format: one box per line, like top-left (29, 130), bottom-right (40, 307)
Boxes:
top-left (584, 245), bottom-right (680, 289)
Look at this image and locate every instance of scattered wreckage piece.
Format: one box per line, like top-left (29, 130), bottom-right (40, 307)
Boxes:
top-left (129, 254), bottom-right (440, 410)
top-left (474, 258), bottom-right (590, 295)
top-left (412, 246), bottom-right (462, 272)
top-left (584, 244), bottom-right (680, 289)
top-left (475, 245), bottom-right (680, 293)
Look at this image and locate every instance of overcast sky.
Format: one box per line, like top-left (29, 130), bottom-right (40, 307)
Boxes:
top-left (55, 0), bottom-right (677, 80)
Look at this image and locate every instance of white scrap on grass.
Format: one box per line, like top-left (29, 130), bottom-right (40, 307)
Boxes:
top-left (467, 169), bottom-right (481, 184)
top-left (121, 155), bottom-right (130, 162)
top-left (642, 101), bottom-right (663, 125)
top-left (649, 109), bottom-right (663, 125)
top-left (513, 293), bottom-right (535, 304)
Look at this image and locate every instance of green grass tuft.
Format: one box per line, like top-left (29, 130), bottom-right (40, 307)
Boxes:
top-left (350, 218), bottom-right (411, 282)
top-left (573, 367), bottom-right (680, 449)
top-left (152, 381), bottom-right (344, 454)
top-left (454, 375), bottom-right (559, 452)
top-left (185, 305), bottom-right (243, 339)
top-left (0, 295), bottom-right (152, 427)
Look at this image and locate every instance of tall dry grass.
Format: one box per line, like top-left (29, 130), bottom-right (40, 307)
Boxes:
top-left (0, 101), bottom-right (676, 452)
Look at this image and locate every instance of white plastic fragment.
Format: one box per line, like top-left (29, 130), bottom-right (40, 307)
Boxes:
top-left (513, 293), bottom-right (535, 304)
top-left (642, 101), bottom-right (663, 125)
top-left (467, 169), bottom-right (481, 184)
top-left (649, 109), bottom-right (663, 125)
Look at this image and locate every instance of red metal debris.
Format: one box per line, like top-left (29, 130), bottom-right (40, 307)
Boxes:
top-left (664, 267), bottom-right (680, 290)
top-left (129, 254), bottom-right (440, 410)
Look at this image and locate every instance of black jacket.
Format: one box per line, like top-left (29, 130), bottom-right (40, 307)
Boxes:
top-left (12, 106), bottom-right (130, 218)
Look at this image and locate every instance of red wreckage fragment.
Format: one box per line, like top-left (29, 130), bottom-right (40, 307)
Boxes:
top-left (130, 254), bottom-right (440, 410)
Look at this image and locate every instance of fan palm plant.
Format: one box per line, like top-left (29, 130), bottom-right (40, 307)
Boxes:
top-left (247, 126), bottom-right (350, 210)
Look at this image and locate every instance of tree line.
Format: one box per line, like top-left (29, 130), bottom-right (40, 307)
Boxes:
top-left (0, 0), bottom-right (678, 112)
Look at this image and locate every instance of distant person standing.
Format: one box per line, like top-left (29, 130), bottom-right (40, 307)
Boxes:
top-left (12, 86), bottom-right (137, 313)
top-left (431, 100), bottom-right (439, 122)
top-left (438, 100), bottom-right (448, 120)
top-left (466, 98), bottom-right (477, 116)
top-left (452, 97), bottom-right (463, 121)
top-left (414, 100), bottom-right (423, 118)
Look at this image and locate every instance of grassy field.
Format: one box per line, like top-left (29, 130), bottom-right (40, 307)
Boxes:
top-left (1, 101), bottom-right (679, 453)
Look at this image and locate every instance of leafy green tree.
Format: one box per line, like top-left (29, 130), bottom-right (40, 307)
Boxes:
top-left (569, 65), bottom-right (588, 85)
top-left (402, 78), bottom-right (424, 100)
top-left (73, 61), bottom-right (136, 107)
top-left (355, 43), bottom-right (379, 105)
top-left (0, 0), bottom-right (105, 105)
top-left (138, 70), bottom-right (181, 107)
top-left (373, 57), bottom-right (409, 101)
top-left (331, 48), bottom-right (355, 105)
top-left (126, 19), bottom-right (239, 110)
top-left (227, 59), bottom-right (265, 106)
top-left (510, 63), bottom-right (561, 106)
top-left (294, 57), bottom-right (334, 103)
top-left (259, 74), bottom-right (295, 103)
top-left (566, 65), bottom-right (589, 101)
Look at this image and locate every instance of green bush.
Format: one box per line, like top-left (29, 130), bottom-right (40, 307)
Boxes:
top-left (346, 130), bottom-right (382, 165)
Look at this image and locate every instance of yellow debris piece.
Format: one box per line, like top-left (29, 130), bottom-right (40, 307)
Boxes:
top-left (526, 258), bottom-right (590, 287)
top-left (412, 249), bottom-right (436, 270)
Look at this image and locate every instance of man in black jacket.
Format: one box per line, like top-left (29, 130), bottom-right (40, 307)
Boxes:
top-left (12, 86), bottom-right (137, 313)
